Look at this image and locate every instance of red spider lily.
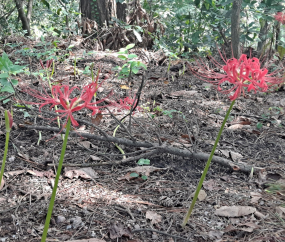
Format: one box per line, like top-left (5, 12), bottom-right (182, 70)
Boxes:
top-left (21, 81), bottom-right (110, 127)
top-left (188, 53), bottom-right (285, 100)
top-left (115, 96), bottom-right (142, 112)
top-left (40, 59), bottom-right (53, 70)
top-left (274, 12), bottom-right (285, 25)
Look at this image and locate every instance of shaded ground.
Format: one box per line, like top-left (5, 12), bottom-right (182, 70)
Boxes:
top-left (0, 35), bottom-right (285, 242)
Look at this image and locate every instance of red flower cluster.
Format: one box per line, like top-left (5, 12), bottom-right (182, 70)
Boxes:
top-left (21, 81), bottom-right (142, 127)
top-left (40, 59), bottom-right (53, 70)
top-left (274, 12), bottom-right (285, 25)
top-left (115, 96), bottom-right (141, 111)
top-left (189, 53), bottom-right (285, 100)
top-left (21, 82), bottom-right (108, 127)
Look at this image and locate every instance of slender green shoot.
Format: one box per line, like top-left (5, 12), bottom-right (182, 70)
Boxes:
top-left (113, 121), bottom-right (126, 160)
top-left (0, 110), bottom-right (13, 189)
top-left (74, 56), bottom-right (77, 77)
top-left (41, 118), bottom-right (71, 241)
top-left (182, 100), bottom-right (235, 227)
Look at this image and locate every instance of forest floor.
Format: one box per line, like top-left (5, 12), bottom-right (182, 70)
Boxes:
top-left (0, 35), bottom-right (285, 242)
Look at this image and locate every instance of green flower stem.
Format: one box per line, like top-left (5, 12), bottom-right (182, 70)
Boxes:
top-left (74, 57), bottom-right (77, 77)
top-left (46, 70), bottom-right (63, 140)
top-left (113, 122), bottom-right (126, 160)
top-left (41, 118), bottom-right (71, 242)
top-left (182, 99), bottom-right (236, 227)
top-left (0, 131), bottom-right (10, 188)
top-left (50, 61), bottom-right (55, 78)
top-left (90, 63), bottom-right (94, 82)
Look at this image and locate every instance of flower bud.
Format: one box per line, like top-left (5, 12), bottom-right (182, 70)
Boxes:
top-left (40, 59), bottom-right (45, 69)
top-left (5, 110), bottom-right (13, 132)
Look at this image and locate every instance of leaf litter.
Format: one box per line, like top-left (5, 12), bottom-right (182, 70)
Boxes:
top-left (0, 36), bottom-right (285, 241)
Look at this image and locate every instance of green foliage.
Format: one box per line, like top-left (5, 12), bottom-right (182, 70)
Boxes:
top-left (0, 53), bottom-right (25, 102)
top-left (115, 44), bottom-right (147, 79)
top-left (14, 104), bottom-right (31, 118)
top-left (15, 37), bottom-right (71, 64)
top-left (277, 46), bottom-right (285, 59)
top-left (0, 0), bottom-right (79, 38)
top-left (130, 158), bottom-right (151, 180)
top-left (137, 158), bottom-right (150, 165)
top-left (144, 0), bottom-right (285, 56)
top-left (256, 122), bottom-right (263, 129)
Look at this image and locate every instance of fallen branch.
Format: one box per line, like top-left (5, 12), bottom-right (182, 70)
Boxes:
top-left (19, 124), bottom-right (265, 174)
top-left (47, 149), bottom-right (160, 167)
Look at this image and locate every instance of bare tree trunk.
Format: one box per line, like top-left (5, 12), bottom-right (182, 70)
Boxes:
top-left (96, 0), bottom-right (116, 26)
top-left (231, 0), bottom-right (242, 58)
top-left (257, 19), bottom-right (269, 56)
top-left (275, 22), bottom-right (280, 51)
top-left (27, 0), bottom-right (33, 24)
top-left (117, 1), bottom-right (127, 22)
top-left (80, 0), bottom-right (119, 26)
top-left (80, 0), bottom-right (93, 19)
top-left (14, 0), bottom-right (31, 36)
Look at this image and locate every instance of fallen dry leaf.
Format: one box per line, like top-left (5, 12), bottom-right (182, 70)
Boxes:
top-left (27, 169), bottom-right (55, 178)
top-left (215, 206), bottom-right (256, 217)
top-left (65, 239), bottom-right (106, 242)
top-left (120, 84), bottom-right (130, 89)
top-left (191, 189), bottom-right (207, 201)
top-left (224, 222), bottom-right (259, 233)
top-left (230, 151), bottom-right (243, 162)
top-left (254, 210), bottom-right (266, 219)
top-left (227, 124), bottom-right (244, 130)
top-left (64, 167), bottom-right (98, 180)
top-left (0, 177), bottom-right (5, 190)
top-left (43, 169), bottom-right (55, 179)
top-left (27, 170), bottom-right (44, 177)
top-left (117, 172), bottom-right (140, 181)
top-left (208, 230), bottom-right (224, 240)
top-left (77, 125), bottom-right (86, 131)
top-left (146, 210), bottom-right (162, 225)
top-left (5, 170), bottom-right (26, 177)
top-left (169, 90), bottom-right (198, 98)
top-left (218, 149), bottom-right (230, 158)
top-left (0, 197), bottom-right (6, 203)
top-left (250, 192), bottom-right (262, 204)
top-left (127, 166), bottom-right (167, 176)
top-left (79, 140), bottom-right (93, 149)
top-left (203, 179), bottom-right (220, 191)
top-left (90, 155), bottom-right (101, 161)
top-left (92, 113), bottom-right (103, 126)
top-left (109, 222), bottom-right (132, 239)
top-left (276, 206), bottom-right (285, 217)
top-left (198, 190), bottom-right (207, 201)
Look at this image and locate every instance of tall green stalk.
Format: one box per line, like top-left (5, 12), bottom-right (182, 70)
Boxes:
top-left (182, 100), bottom-right (236, 227)
top-left (0, 110), bottom-right (13, 189)
top-left (41, 118), bottom-right (71, 241)
top-left (0, 131), bottom-right (9, 188)
top-left (113, 122), bottom-right (126, 160)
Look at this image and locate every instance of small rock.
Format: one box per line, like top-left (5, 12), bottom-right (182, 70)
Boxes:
top-left (70, 216), bottom-right (82, 229)
top-left (134, 224), bottom-right (140, 230)
top-left (56, 215), bottom-right (66, 224)
top-left (256, 97), bottom-right (263, 103)
top-left (8, 156), bottom-right (15, 162)
top-left (152, 233), bottom-right (159, 239)
top-left (66, 224), bottom-right (72, 230)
